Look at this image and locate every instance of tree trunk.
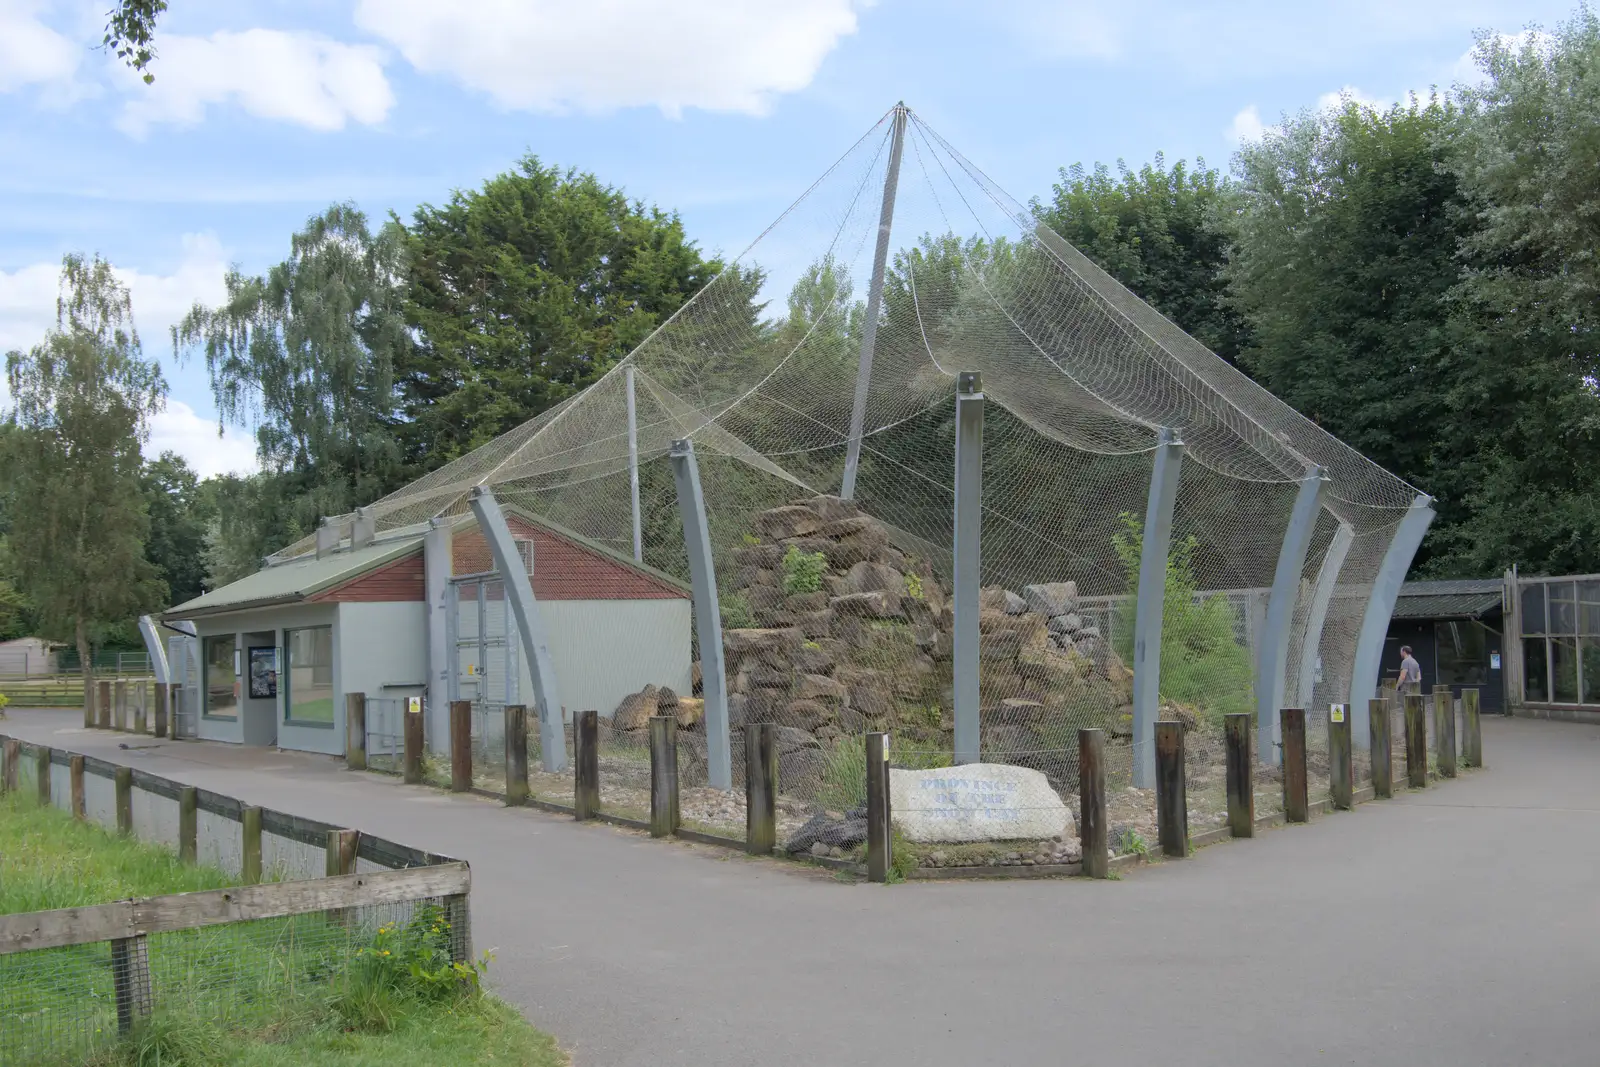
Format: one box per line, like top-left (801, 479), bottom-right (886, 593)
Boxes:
top-left (77, 618), bottom-right (93, 717)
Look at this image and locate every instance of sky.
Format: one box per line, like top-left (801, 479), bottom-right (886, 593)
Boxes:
top-left (0, 0), bottom-right (1575, 479)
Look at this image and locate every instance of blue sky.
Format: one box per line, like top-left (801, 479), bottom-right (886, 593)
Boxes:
top-left (0, 0), bottom-right (1573, 477)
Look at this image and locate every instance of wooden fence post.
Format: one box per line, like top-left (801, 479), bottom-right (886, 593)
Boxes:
top-left (1, 738), bottom-right (18, 793)
top-left (574, 709), bottom-right (599, 820)
top-left (345, 693), bottom-right (367, 771)
top-left (132, 681), bottom-right (147, 735)
top-left (70, 755), bottom-right (85, 819)
top-left (1078, 728), bottom-right (1108, 878)
top-left (744, 722), bottom-right (777, 856)
top-left (110, 934), bottom-right (153, 1034)
top-left (504, 704), bottom-right (529, 806)
top-left (1462, 688), bottom-right (1483, 769)
top-left (83, 682), bottom-right (96, 729)
top-left (115, 766), bottom-right (132, 832)
top-left (1404, 693), bottom-right (1427, 788)
top-left (1155, 721), bottom-right (1188, 857)
top-left (648, 714), bottom-right (678, 837)
top-left (1223, 712), bottom-right (1253, 838)
top-left (114, 679), bottom-right (128, 731)
top-left (325, 828), bottom-right (360, 927)
top-left (242, 805), bottom-right (263, 883)
top-left (97, 679), bottom-right (112, 729)
top-left (36, 747), bottom-right (52, 807)
top-left (1369, 698), bottom-right (1393, 799)
top-left (449, 700), bottom-right (473, 792)
top-left (1280, 708), bottom-right (1308, 823)
top-left (865, 731), bottom-right (891, 882)
top-left (1434, 685), bottom-right (1457, 778)
top-left (403, 700), bottom-right (424, 785)
top-left (178, 786), bottom-right (197, 864)
top-left (1328, 704), bottom-right (1353, 810)
top-left (153, 683), bottom-right (169, 739)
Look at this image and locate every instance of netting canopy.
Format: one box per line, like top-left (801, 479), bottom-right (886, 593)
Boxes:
top-left (278, 105), bottom-right (1421, 798)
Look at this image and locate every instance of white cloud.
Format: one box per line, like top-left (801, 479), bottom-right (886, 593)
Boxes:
top-left (1314, 85), bottom-right (1392, 113)
top-left (1226, 104), bottom-right (1266, 145)
top-left (353, 0), bottom-right (862, 116)
top-left (147, 399), bottom-right (259, 478)
top-left (117, 29), bottom-right (393, 134)
top-left (0, 0), bottom-right (78, 92)
top-left (1450, 29), bottom-right (1556, 86)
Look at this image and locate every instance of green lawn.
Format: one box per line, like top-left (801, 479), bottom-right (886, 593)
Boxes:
top-left (0, 792), bottom-right (565, 1067)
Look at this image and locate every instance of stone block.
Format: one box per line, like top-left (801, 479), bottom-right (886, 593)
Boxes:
top-left (979, 586), bottom-right (1011, 611)
top-left (612, 685), bottom-right (659, 731)
top-left (1002, 591), bottom-right (1029, 615)
top-left (733, 544), bottom-right (785, 569)
top-left (831, 590), bottom-right (905, 619)
top-left (802, 495), bottom-right (859, 522)
top-left (1047, 612), bottom-right (1084, 635)
top-left (978, 630), bottom-right (1024, 659)
top-left (839, 560), bottom-right (907, 596)
top-left (754, 506), bottom-right (822, 539)
top-left (724, 627), bottom-right (804, 657)
top-left (785, 591), bottom-right (829, 612)
top-left (777, 700), bottom-right (830, 733)
top-left (797, 610), bottom-right (833, 639)
top-left (675, 697), bottom-right (705, 729)
top-left (1022, 582), bottom-right (1080, 617)
top-left (798, 673), bottom-right (848, 704)
top-left (890, 763), bottom-right (1073, 843)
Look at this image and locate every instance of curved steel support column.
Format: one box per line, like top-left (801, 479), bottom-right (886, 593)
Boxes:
top-left (1349, 495), bottom-right (1435, 739)
top-left (1255, 468), bottom-right (1327, 765)
top-left (468, 486), bottom-right (566, 772)
top-left (1132, 428), bottom-right (1185, 788)
top-left (1286, 521), bottom-right (1355, 761)
top-left (840, 104), bottom-right (907, 501)
top-left (138, 616), bottom-right (171, 685)
top-left (951, 372), bottom-right (985, 766)
top-left (626, 365), bottom-right (643, 562)
top-left (670, 439), bottom-right (732, 790)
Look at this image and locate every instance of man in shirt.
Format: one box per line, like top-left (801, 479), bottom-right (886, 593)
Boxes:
top-left (1399, 645), bottom-right (1422, 693)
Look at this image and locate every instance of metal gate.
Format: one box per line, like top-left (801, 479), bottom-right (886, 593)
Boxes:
top-left (448, 574), bottom-right (520, 765)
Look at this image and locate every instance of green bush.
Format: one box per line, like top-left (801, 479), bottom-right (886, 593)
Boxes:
top-left (720, 590), bottom-right (755, 629)
top-left (333, 904), bottom-right (486, 1032)
top-left (780, 544), bottom-right (827, 594)
top-left (1110, 512), bottom-right (1254, 723)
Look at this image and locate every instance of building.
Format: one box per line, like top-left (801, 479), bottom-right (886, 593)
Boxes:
top-left (1382, 578), bottom-right (1507, 713)
top-left (161, 508), bottom-right (691, 754)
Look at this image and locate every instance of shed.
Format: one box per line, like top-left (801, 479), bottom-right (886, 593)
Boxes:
top-left (163, 508), bottom-right (692, 755)
top-left (1383, 578), bottom-right (1506, 712)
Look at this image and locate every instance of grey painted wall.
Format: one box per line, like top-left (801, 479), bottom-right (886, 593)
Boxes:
top-left (524, 599), bottom-right (693, 721)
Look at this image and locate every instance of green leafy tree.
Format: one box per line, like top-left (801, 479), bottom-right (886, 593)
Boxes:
top-left (104, 0), bottom-right (167, 82)
top-left (1036, 156), bottom-right (1250, 362)
top-left (399, 156), bottom-right (719, 463)
top-left (4, 255), bottom-right (166, 706)
top-left (142, 452), bottom-right (213, 606)
top-left (197, 472), bottom-right (303, 588)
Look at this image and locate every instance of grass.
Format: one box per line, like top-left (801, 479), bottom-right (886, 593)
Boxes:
top-left (1, 791), bottom-right (565, 1067)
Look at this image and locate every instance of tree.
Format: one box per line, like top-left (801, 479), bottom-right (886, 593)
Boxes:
top-left (174, 202), bottom-right (411, 541)
top-left (399, 156), bottom-right (720, 463)
top-left (104, 0), bottom-right (167, 82)
top-left (197, 472), bottom-right (303, 588)
top-left (1035, 156), bottom-right (1249, 362)
top-left (4, 255), bottom-right (166, 707)
top-left (142, 452), bottom-right (212, 606)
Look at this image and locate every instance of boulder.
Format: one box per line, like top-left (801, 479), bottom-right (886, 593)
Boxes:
top-left (657, 686), bottom-right (680, 710)
top-left (754, 506), bottom-right (822, 539)
top-left (733, 543), bottom-right (786, 569)
top-left (797, 674), bottom-right (848, 704)
top-left (745, 586), bottom-right (787, 612)
top-left (777, 700), bottom-right (830, 733)
top-left (991, 697), bottom-right (1047, 725)
top-left (1016, 647), bottom-right (1089, 688)
top-left (791, 644), bottom-right (836, 674)
top-left (889, 763), bottom-right (1073, 843)
top-left (1077, 625), bottom-right (1102, 641)
top-left (803, 495), bottom-right (860, 523)
top-left (978, 630), bottom-right (1024, 659)
top-left (836, 706), bottom-right (867, 734)
top-left (742, 689), bottom-right (790, 725)
top-left (779, 748), bottom-right (829, 791)
top-left (820, 515), bottom-right (880, 539)
top-left (724, 627), bottom-right (803, 657)
top-left (797, 610), bottom-right (833, 639)
top-left (675, 697), bottom-right (705, 729)
top-left (785, 591), bottom-right (829, 612)
top-left (823, 535), bottom-right (883, 570)
top-left (1023, 582), bottom-right (1080, 617)
top-left (612, 685), bottom-right (659, 731)
top-left (1002, 591), bottom-right (1029, 615)
top-left (979, 586), bottom-right (1011, 611)
top-left (831, 590), bottom-right (904, 619)
top-left (978, 609), bottom-right (1014, 633)
top-left (1048, 612), bottom-right (1085, 634)
top-left (692, 660), bottom-right (703, 694)
top-left (726, 693), bottom-right (748, 730)
top-left (775, 725), bottom-right (823, 753)
top-left (849, 685), bottom-right (894, 719)
top-left (744, 662), bottom-right (791, 689)
top-left (839, 561), bottom-right (907, 596)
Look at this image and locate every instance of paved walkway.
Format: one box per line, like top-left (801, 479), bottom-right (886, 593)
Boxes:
top-left (5, 709), bottom-right (1597, 1066)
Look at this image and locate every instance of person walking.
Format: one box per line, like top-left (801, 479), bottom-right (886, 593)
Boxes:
top-left (1398, 645), bottom-right (1422, 694)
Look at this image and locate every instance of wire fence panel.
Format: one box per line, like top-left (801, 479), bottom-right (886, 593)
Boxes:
top-left (364, 697), bottom-right (406, 774)
top-left (195, 809), bottom-right (244, 880)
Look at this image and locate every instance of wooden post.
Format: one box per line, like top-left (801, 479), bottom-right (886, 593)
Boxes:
top-left (403, 700), bottom-right (424, 785)
top-left (1404, 692), bottom-right (1427, 788)
top-left (648, 714), bottom-right (678, 837)
top-left (241, 805), bottom-right (263, 883)
top-left (574, 709), bottom-right (599, 820)
top-left (178, 787), bottom-right (197, 864)
top-left (744, 722), bottom-right (777, 856)
top-left (1280, 708), bottom-right (1308, 823)
top-left (1434, 685), bottom-right (1457, 778)
top-left (449, 699), bottom-right (473, 792)
top-left (110, 933), bottom-right (153, 1034)
top-left (345, 693), bottom-right (367, 771)
top-left (325, 828), bottom-right (360, 927)
top-left (1369, 698), bottom-right (1393, 799)
top-left (114, 766), bottom-right (132, 832)
top-left (1224, 712), bottom-right (1254, 838)
top-left (865, 731), bottom-right (891, 882)
top-left (1, 738), bottom-right (18, 793)
top-left (504, 704), bottom-right (529, 806)
top-left (1462, 688), bottom-right (1483, 768)
top-left (83, 680), bottom-right (96, 729)
top-left (132, 680), bottom-right (147, 735)
top-left (153, 682), bottom-right (169, 739)
top-left (97, 680), bottom-right (112, 729)
top-left (35, 747), bottom-right (51, 807)
top-left (1154, 721), bottom-right (1188, 857)
top-left (1078, 728), bottom-right (1108, 878)
top-left (114, 679), bottom-right (128, 731)
top-left (70, 755), bottom-right (85, 819)
top-left (1329, 704), bottom-right (1353, 810)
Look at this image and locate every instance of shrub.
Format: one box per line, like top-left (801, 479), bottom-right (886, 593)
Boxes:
top-left (334, 904), bottom-right (486, 1031)
top-left (720, 590), bottom-right (755, 629)
top-left (780, 545), bottom-right (827, 594)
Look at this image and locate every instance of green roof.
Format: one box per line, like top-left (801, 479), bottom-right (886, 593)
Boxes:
top-left (165, 535), bottom-right (423, 620)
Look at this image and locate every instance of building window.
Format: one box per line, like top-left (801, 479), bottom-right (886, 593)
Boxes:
top-left (1435, 621), bottom-right (1490, 687)
top-left (1521, 577), bottom-right (1600, 707)
top-left (284, 626), bottom-right (334, 726)
top-left (1523, 637), bottom-right (1549, 703)
top-left (203, 635), bottom-right (238, 719)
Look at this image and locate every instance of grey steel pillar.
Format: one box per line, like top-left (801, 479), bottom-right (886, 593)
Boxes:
top-left (952, 372), bottom-right (985, 765)
top-left (1291, 520), bottom-right (1353, 754)
top-left (1131, 427), bottom-right (1184, 788)
top-left (626, 364), bottom-right (643, 563)
top-left (467, 486), bottom-right (566, 772)
top-left (1349, 494), bottom-right (1435, 737)
top-left (138, 615), bottom-right (170, 685)
top-left (840, 103), bottom-right (907, 501)
top-left (423, 517), bottom-right (454, 751)
top-left (1256, 467), bottom-right (1327, 764)
top-left (669, 439), bottom-right (732, 790)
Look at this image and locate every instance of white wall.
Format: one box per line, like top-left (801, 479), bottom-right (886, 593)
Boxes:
top-left (523, 599), bottom-right (692, 721)
top-left (339, 601), bottom-right (429, 744)
top-left (187, 605), bottom-right (340, 752)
